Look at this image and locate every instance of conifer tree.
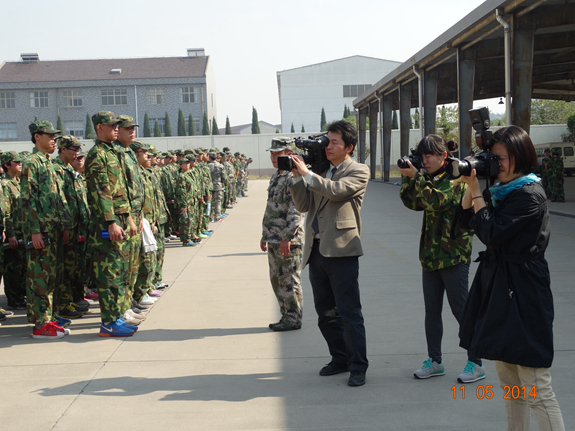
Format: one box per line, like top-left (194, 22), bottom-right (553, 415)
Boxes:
top-left (57, 114), bottom-right (63, 133)
top-left (301, 125), bottom-right (305, 133)
top-left (212, 117), bottom-right (220, 135)
top-left (188, 114), bottom-right (195, 136)
top-left (320, 107), bottom-right (327, 130)
top-left (225, 116), bottom-right (232, 135)
top-left (85, 112), bottom-right (95, 139)
top-left (202, 112), bottom-right (210, 135)
top-left (164, 112), bottom-right (172, 137)
top-left (275, 129), bottom-right (279, 133)
top-left (251, 107), bottom-right (261, 134)
top-left (177, 108), bottom-right (186, 136)
top-left (154, 119), bottom-right (161, 137)
top-left (414, 108), bottom-right (420, 129)
top-left (392, 111), bottom-right (399, 129)
top-left (290, 123), bottom-right (295, 133)
top-left (343, 105), bottom-right (348, 118)
top-left (143, 112), bottom-right (151, 137)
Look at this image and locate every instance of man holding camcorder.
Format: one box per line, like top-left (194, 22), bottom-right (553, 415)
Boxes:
top-left (289, 120), bottom-right (370, 387)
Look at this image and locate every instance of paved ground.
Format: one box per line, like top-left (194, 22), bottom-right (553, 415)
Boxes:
top-left (1, 177), bottom-right (574, 431)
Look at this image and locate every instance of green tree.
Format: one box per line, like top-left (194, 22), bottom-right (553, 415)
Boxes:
top-left (275, 129), bottom-right (279, 133)
top-left (57, 114), bottom-right (63, 133)
top-left (154, 119), bottom-right (161, 137)
top-left (563, 113), bottom-right (575, 142)
top-left (164, 112), bottom-right (172, 137)
top-left (225, 116), bottom-right (232, 134)
top-left (202, 112), bottom-right (210, 135)
top-left (531, 99), bottom-right (575, 125)
top-left (290, 123), bottom-right (295, 133)
top-left (188, 114), bottom-right (195, 136)
top-left (212, 117), bottom-right (220, 135)
top-left (177, 108), bottom-right (186, 136)
top-left (413, 108), bottom-right (420, 129)
top-left (436, 105), bottom-right (459, 142)
top-left (143, 112), bottom-right (151, 137)
top-left (392, 111), bottom-right (398, 129)
top-left (85, 112), bottom-right (95, 139)
top-left (320, 107), bottom-right (327, 130)
top-left (343, 104), bottom-right (351, 118)
top-left (301, 125), bottom-right (305, 132)
top-left (251, 107), bottom-right (260, 134)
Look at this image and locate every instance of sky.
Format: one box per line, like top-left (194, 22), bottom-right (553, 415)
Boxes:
top-left (2, 0), bottom-right (502, 128)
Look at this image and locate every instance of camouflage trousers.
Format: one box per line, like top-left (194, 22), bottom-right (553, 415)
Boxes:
top-left (230, 179), bottom-right (237, 202)
top-left (201, 201), bottom-right (209, 232)
top-left (89, 214), bottom-right (131, 323)
top-left (26, 232), bottom-right (64, 325)
top-left (546, 177), bottom-right (565, 202)
top-left (123, 214), bottom-right (142, 313)
top-left (58, 227), bottom-right (86, 308)
top-left (267, 242), bottom-right (303, 325)
top-left (153, 224), bottom-right (165, 285)
top-left (3, 241), bottom-right (26, 306)
top-left (78, 225), bottom-right (94, 292)
top-left (210, 189), bottom-right (223, 221)
top-left (135, 248), bottom-right (156, 302)
top-left (179, 206), bottom-right (194, 242)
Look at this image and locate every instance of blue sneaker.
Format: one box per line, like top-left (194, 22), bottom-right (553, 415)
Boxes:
top-left (116, 318), bottom-right (139, 331)
top-left (221, 213), bottom-right (228, 217)
top-left (203, 231), bottom-right (213, 236)
top-left (52, 315), bottom-right (72, 328)
top-left (99, 321), bottom-right (135, 337)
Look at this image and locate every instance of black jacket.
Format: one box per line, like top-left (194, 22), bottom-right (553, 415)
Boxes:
top-left (459, 182), bottom-right (555, 368)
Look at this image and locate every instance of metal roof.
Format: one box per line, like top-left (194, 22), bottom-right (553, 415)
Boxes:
top-left (354, 0), bottom-right (575, 109)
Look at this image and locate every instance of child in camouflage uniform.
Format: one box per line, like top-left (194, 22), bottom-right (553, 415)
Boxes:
top-left (399, 135), bottom-right (485, 383)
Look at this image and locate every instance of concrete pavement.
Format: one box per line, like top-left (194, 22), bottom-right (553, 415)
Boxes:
top-left (1, 178), bottom-right (573, 430)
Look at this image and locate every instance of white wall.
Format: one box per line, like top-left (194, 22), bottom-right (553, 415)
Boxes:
top-left (278, 56), bottom-right (401, 134)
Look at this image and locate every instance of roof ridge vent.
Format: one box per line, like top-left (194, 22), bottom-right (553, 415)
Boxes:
top-left (21, 53), bottom-right (39, 63)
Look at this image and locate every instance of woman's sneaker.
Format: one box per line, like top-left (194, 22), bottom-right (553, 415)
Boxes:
top-left (457, 360), bottom-right (486, 383)
top-left (414, 359), bottom-right (445, 379)
top-left (32, 322), bottom-right (65, 340)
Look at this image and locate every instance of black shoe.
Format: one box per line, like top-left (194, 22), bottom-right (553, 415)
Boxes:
top-left (7, 300), bottom-right (27, 310)
top-left (132, 302), bottom-right (150, 310)
top-left (71, 302), bottom-right (89, 313)
top-left (348, 372), bottom-right (366, 387)
top-left (319, 362), bottom-right (349, 376)
top-left (59, 304), bottom-right (84, 319)
top-left (268, 320), bottom-right (282, 329)
top-left (271, 321), bottom-right (301, 332)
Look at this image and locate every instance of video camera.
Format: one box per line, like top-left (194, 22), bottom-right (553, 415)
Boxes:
top-left (397, 149), bottom-right (423, 170)
top-left (277, 133), bottom-right (331, 173)
top-left (445, 107), bottom-right (499, 180)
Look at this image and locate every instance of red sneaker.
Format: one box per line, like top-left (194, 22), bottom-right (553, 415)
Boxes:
top-left (32, 322), bottom-right (65, 340)
top-left (85, 289), bottom-right (98, 300)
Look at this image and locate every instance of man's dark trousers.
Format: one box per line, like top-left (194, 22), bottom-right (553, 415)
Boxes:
top-left (308, 240), bottom-right (368, 373)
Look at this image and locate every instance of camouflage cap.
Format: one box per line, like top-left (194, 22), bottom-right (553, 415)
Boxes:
top-left (223, 147), bottom-right (230, 152)
top-left (218, 152), bottom-right (226, 157)
top-left (92, 111), bottom-right (120, 127)
top-left (76, 150), bottom-right (87, 158)
top-left (57, 134), bottom-right (83, 149)
top-left (116, 115), bottom-right (139, 128)
top-left (178, 156), bottom-right (191, 164)
top-left (175, 149), bottom-right (184, 156)
top-left (19, 150), bottom-right (31, 157)
top-left (208, 152), bottom-right (217, 159)
top-left (267, 137), bottom-right (293, 152)
top-left (130, 141), bottom-right (147, 152)
top-left (29, 120), bottom-right (61, 135)
top-left (234, 152), bottom-right (241, 156)
top-left (1, 151), bottom-right (23, 165)
top-left (184, 149), bottom-right (195, 155)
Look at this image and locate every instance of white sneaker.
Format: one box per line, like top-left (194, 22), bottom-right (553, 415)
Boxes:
top-left (139, 297), bottom-right (155, 306)
top-left (126, 309), bottom-right (146, 321)
top-left (169, 235), bottom-right (178, 240)
top-left (122, 313), bottom-right (142, 326)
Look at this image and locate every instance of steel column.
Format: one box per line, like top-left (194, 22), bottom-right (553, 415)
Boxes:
top-left (369, 100), bottom-right (379, 178)
top-left (382, 94), bottom-right (392, 181)
top-left (457, 46), bottom-right (476, 157)
top-left (423, 69), bottom-right (438, 135)
top-left (512, 14), bottom-right (535, 133)
top-left (358, 107), bottom-right (368, 163)
top-left (399, 83), bottom-right (411, 158)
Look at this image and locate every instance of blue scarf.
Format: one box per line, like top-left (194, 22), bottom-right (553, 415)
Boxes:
top-left (489, 173), bottom-right (540, 207)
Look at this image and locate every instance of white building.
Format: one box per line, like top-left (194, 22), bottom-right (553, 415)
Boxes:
top-left (276, 55), bottom-right (401, 134)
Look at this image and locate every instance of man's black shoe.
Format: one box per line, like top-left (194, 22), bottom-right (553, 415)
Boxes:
top-left (268, 320), bottom-right (282, 330)
top-left (319, 362), bottom-right (349, 376)
top-left (271, 321), bottom-right (301, 332)
top-left (348, 372), bottom-right (366, 387)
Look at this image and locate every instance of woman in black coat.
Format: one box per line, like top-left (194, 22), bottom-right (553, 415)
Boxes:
top-left (459, 126), bottom-right (565, 431)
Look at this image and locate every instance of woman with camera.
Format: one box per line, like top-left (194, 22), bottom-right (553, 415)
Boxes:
top-left (399, 135), bottom-right (484, 383)
top-left (459, 125), bottom-right (565, 430)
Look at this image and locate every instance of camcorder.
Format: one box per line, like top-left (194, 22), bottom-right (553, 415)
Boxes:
top-left (397, 149), bottom-right (423, 170)
top-left (277, 133), bottom-right (331, 173)
top-left (445, 107), bottom-right (499, 181)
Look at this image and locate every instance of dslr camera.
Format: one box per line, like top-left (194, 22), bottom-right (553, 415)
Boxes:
top-left (445, 107), bottom-right (499, 180)
top-left (397, 149), bottom-right (424, 170)
top-left (277, 133), bottom-right (331, 173)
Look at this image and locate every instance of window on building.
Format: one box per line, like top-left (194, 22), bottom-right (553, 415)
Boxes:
top-left (185, 117), bottom-right (201, 134)
top-left (0, 123), bottom-right (17, 139)
top-left (101, 88), bottom-right (127, 106)
top-left (146, 87), bottom-right (165, 105)
top-left (64, 121), bottom-right (84, 138)
top-left (30, 91), bottom-right (49, 108)
top-left (181, 86), bottom-right (200, 104)
top-left (62, 90), bottom-right (83, 107)
top-left (343, 85), bottom-right (371, 98)
top-left (149, 118), bottom-right (165, 136)
top-left (0, 92), bottom-right (16, 109)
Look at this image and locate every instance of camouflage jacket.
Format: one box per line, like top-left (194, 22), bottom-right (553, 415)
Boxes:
top-left (548, 157), bottom-right (564, 180)
top-left (20, 148), bottom-right (72, 237)
top-left (75, 173), bottom-right (91, 230)
top-left (224, 161), bottom-right (236, 183)
top-left (86, 140), bottom-right (131, 222)
top-left (160, 164), bottom-right (176, 201)
top-left (2, 174), bottom-right (21, 238)
top-left (197, 162), bottom-right (213, 197)
top-left (113, 142), bottom-right (143, 217)
top-left (52, 157), bottom-right (81, 230)
top-left (139, 167), bottom-right (158, 225)
top-left (208, 160), bottom-right (226, 191)
top-left (175, 169), bottom-right (197, 208)
top-left (399, 171), bottom-right (473, 271)
top-left (261, 170), bottom-right (304, 244)
top-left (150, 167), bottom-right (169, 225)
